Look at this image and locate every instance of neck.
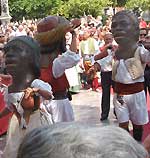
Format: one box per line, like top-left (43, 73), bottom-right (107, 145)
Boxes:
top-left (9, 73), bottom-right (35, 93)
top-left (116, 42), bottom-right (138, 60)
top-left (41, 51), bottom-right (59, 68)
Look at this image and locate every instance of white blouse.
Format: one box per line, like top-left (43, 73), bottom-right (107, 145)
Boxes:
top-left (52, 50), bottom-right (80, 78)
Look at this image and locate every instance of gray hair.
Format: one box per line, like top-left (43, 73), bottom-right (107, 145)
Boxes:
top-left (17, 123), bottom-right (148, 158)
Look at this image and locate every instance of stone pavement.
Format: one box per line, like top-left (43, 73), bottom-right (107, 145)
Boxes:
top-left (0, 89), bottom-right (117, 157)
top-left (72, 89), bottom-right (118, 125)
top-left (0, 136), bottom-right (6, 158)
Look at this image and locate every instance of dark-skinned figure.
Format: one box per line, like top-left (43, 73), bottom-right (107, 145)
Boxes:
top-left (0, 36), bottom-right (53, 158)
top-left (111, 10), bottom-right (150, 142)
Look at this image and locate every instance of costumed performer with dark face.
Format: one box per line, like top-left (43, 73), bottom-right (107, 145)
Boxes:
top-left (0, 36), bottom-right (53, 158)
top-left (111, 10), bottom-right (150, 142)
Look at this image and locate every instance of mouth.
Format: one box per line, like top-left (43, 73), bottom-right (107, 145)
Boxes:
top-left (114, 36), bottom-right (125, 41)
top-left (5, 63), bottom-right (16, 73)
top-left (113, 32), bottom-right (126, 40)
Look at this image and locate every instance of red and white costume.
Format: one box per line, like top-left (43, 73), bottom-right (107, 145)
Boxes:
top-left (40, 50), bottom-right (80, 122)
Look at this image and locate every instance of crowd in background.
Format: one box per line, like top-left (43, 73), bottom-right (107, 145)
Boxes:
top-left (0, 13), bottom-right (150, 122)
top-left (0, 10), bottom-right (150, 158)
top-left (0, 14), bottom-right (150, 93)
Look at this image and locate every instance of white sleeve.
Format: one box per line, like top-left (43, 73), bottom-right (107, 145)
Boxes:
top-left (4, 88), bottom-right (14, 112)
top-left (7, 92), bottom-right (24, 112)
top-left (52, 50), bottom-right (80, 78)
top-left (78, 43), bottom-right (82, 57)
top-left (0, 86), bottom-right (13, 111)
top-left (94, 39), bottom-right (99, 53)
top-left (31, 79), bottom-right (52, 93)
top-left (140, 47), bottom-right (150, 63)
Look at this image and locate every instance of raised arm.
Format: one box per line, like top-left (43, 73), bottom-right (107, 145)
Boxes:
top-left (70, 31), bottom-right (77, 52)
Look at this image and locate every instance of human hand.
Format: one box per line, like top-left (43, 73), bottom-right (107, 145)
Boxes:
top-left (23, 87), bottom-right (39, 99)
top-left (70, 18), bottom-right (81, 29)
top-left (94, 62), bottom-right (101, 72)
top-left (65, 18), bottom-right (81, 33)
top-left (105, 43), bottom-right (113, 50)
top-left (117, 94), bottom-right (124, 105)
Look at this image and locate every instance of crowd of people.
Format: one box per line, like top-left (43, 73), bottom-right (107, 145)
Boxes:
top-left (0, 9), bottom-right (150, 158)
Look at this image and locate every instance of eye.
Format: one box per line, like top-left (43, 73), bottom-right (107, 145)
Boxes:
top-left (120, 21), bottom-right (128, 27)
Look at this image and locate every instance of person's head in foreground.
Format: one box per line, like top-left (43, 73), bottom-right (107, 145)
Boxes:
top-left (17, 123), bottom-right (148, 158)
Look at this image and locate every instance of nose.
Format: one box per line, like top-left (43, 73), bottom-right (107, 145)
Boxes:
top-left (112, 21), bottom-right (123, 31)
top-left (5, 53), bottom-right (17, 65)
top-left (114, 24), bottom-right (122, 32)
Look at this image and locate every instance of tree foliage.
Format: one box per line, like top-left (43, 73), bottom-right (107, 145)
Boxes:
top-left (8, 0), bottom-right (150, 21)
top-left (55, 0), bottom-right (111, 18)
top-left (116, 0), bottom-right (128, 7)
top-left (125, 0), bottom-right (150, 11)
top-left (9, 0), bottom-right (62, 20)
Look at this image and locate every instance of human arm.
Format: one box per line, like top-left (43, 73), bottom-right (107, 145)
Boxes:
top-left (52, 50), bottom-right (80, 78)
top-left (94, 62), bottom-right (101, 72)
top-left (24, 79), bottom-right (53, 100)
top-left (67, 18), bottom-right (81, 53)
top-left (143, 134), bottom-right (150, 154)
top-left (139, 47), bottom-right (150, 63)
top-left (34, 88), bottom-right (52, 100)
top-left (24, 88), bottom-right (52, 100)
top-left (94, 43), bottom-right (112, 61)
top-left (70, 31), bottom-right (77, 52)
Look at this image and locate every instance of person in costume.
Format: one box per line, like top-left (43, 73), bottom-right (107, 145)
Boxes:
top-left (111, 10), bottom-right (150, 142)
top-left (94, 32), bottom-right (117, 121)
top-left (35, 16), bottom-right (80, 123)
top-left (79, 29), bottom-right (99, 89)
top-left (0, 36), bottom-right (53, 158)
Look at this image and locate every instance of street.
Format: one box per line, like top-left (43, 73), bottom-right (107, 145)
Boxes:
top-left (72, 89), bottom-right (117, 125)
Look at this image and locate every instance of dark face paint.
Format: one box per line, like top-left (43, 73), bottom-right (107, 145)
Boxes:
top-left (111, 14), bottom-right (138, 45)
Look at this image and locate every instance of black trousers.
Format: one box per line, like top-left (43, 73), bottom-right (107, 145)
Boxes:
top-left (100, 71), bottom-right (114, 119)
top-left (144, 69), bottom-right (150, 98)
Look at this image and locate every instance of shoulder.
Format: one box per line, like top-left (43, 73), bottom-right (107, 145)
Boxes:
top-left (137, 46), bottom-right (149, 56)
top-left (31, 79), bottom-right (49, 87)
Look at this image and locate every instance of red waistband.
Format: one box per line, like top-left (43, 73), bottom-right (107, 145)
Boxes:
top-left (114, 82), bottom-right (144, 95)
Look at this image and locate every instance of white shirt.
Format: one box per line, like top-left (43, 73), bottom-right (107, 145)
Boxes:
top-left (96, 49), bottom-right (114, 72)
top-left (6, 79), bottom-right (52, 111)
top-left (52, 50), bottom-right (80, 78)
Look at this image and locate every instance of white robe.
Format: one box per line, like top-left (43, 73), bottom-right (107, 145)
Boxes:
top-left (3, 79), bottom-right (52, 158)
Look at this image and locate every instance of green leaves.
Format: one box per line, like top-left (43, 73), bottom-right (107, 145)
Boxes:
top-left (56, 0), bottom-right (111, 18)
top-left (9, 0), bottom-right (61, 20)
top-left (8, 0), bottom-right (150, 21)
top-left (125, 0), bottom-right (150, 10)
